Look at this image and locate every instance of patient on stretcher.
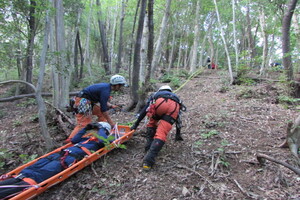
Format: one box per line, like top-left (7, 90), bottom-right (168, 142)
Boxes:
top-left (0, 122), bottom-right (114, 199)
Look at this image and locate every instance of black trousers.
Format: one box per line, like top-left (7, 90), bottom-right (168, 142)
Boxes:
top-left (0, 178), bottom-right (30, 199)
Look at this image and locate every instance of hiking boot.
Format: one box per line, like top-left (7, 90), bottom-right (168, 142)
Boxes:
top-left (143, 138), bottom-right (165, 168)
top-left (142, 163), bottom-right (152, 171)
top-left (144, 127), bottom-right (156, 152)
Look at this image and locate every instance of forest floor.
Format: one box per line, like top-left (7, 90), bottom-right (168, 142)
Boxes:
top-left (0, 68), bottom-right (300, 200)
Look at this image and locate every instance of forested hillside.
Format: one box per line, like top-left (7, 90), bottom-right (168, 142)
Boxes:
top-left (0, 0), bottom-right (299, 199)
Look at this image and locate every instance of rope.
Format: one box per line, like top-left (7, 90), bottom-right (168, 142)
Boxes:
top-left (173, 68), bottom-right (203, 94)
top-left (0, 184), bottom-right (39, 200)
top-left (0, 185), bottom-right (33, 188)
top-left (111, 123), bottom-right (121, 147)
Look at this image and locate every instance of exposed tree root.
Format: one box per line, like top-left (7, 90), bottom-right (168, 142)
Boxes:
top-left (256, 153), bottom-right (300, 176)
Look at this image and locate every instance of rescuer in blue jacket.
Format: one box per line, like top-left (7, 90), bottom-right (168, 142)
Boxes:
top-left (0, 122), bottom-right (112, 199)
top-left (68, 75), bottom-right (128, 140)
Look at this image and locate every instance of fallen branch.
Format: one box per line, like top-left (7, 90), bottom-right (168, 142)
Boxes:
top-left (45, 101), bottom-right (74, 126)
top-left (256, 153), bottom-right (300, 176)
top-left (0, 92), bottom-right (79, 102)
top-left (176, 164), bottom-right (216, 189)
top-left (231, 179), bottom-right (259, 199)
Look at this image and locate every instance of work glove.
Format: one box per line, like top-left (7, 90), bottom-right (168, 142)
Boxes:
top-left (85, 123), bottom-right (95, 130)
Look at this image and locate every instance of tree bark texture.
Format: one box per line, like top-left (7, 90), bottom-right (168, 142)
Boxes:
top-left (36, 3), bottom-right (55, 149)
top-left (116, 0), bottom-right (127, 74)
top-left (282, 0), bottom-right (298, 81)
top-left (213, 0), bottom-right (234, 84)
top-left (25, 0), bottom-right (37, 93)
top-left (55, 0), bottom-right (71, 109)
top-left (151, 0), bottom-right (172, 78)
top-left (126, 0), bottom-right (147, 111)
top-left (96, 0), bottom-right (111, 74)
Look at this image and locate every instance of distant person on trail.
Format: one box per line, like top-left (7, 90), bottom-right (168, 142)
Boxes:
top-left (211, 62), bottom-right (217, 69)
top-left (130, 85), bottom-right (186, 170)
top-left (0, 122), bottom-right (113, 199)
top-left (270, 62), bottom-right (281, 67)
top-left (207, 57), bottom-right (211, 69)
top-left (68, 74), bottom-right (128, 140)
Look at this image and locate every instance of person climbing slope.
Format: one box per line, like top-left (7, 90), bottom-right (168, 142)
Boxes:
top-left (131, 85), bottom-right (186, 170)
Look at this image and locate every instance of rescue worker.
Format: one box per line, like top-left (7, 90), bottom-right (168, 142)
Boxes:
top-left (207, 57), bottom-right (211, 69)
top-left (68, 74), bottom-right (127, 140)
top-left (131, 85), bottom-right (185, 170)
top-left (0, 122), bottom-right (113, 199)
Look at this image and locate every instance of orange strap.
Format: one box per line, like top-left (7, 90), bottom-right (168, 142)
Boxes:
top-left (79, 146), bottom-right (92, 156)
top-left (79, 137), bottom-right (97, 156)
top-left (22, 177), bottom-right (37, 186)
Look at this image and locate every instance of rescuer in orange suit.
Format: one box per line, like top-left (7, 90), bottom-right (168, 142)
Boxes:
top-left (131, 85), bottom-right (186, 170)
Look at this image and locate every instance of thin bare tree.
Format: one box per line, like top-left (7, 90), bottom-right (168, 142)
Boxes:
top-left (126, 0), bottom-right (147, 111)
top-left (151, 0), bottom-right (172, 77)
top-left (213, 0), bottom-right (234, 84)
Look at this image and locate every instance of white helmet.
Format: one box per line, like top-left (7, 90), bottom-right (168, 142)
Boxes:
top-left (110, 74), bottom-right (127, 86)
top-left (98, 122), bottom-right (111, 132)
top-left (158, 85), bottom-right (172, 92)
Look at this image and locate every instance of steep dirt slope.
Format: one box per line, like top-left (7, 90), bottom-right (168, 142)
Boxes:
top-left (1, 69), bottom-right (299, 200)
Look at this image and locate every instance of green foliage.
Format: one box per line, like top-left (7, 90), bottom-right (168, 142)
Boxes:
top-left (19, 154), bottom-right (38, 164)
top-left (219, 157), bottom-right (230, 168)
top-left (160, 71), bottom-right (187, 90)
top-left (236, 65), bottom-right (256, 86)
top-left (0, 148), bottom-right (14, 169)
top-left (29, 114), bottom-right (39, 122)
top-left (0, 110), bottom-right (6, 119)
top-left (92, 133), bottom-right (126, 151)
top-left (201, 130), bottom-right (219, 139)
top-left (216, 139), bottom-right (231, 168)
top-left (176, 69), bottom-right (190, 79)
top-left (13, 120), bottom-right (22, 127)
top-left (237, 88), bottom-right (256, 99)
top-left (194, 140), bottom-right (203, 147)
top-left (16, 98), bottom-right (36, 107)
top-left (278, 95), bottom-right (300, 105)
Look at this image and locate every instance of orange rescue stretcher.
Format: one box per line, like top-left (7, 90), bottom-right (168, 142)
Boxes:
top-left (4, 125), bottom-right (134, 200)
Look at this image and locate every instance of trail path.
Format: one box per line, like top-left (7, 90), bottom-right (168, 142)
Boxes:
top-left (0, 69), bottom-right (299, 199)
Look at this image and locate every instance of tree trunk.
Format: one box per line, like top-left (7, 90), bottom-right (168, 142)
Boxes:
top-left (36, 2), bottom-right (55, 149)
top-left (128, 0), bottom-right (141, 86)
top-left (96, 0), bottom-right (111, 74)
top-left (109, 3), bottom-right (118, 73)
top-left (151, 0), bottom-right (172, 78)
top-left (259, 8), bottom-right (268, 76)
top-left (282, 0), bottom-right (298, 82)
top-left (77, 32), bottom-right (84, 80)
top-left (167, 27), bottom-right (176, 72)
top-left (232, 0), bottom-right (239, 70)
top-left (135, 0), bottom-right (154, 112)
top-left (246, 4), bottom-right (257, 66)
top-left (213, 0), bottom-right (234, 84)
top-left (116, 0), bottom-right (127, 74)
top-left (74, 31), bottom-right (79, 83)
top-left (140, 12), bottom-right (149, 82)
top-left (48, 0), bottom-right (59, 108)
top-left (84, 0), bottom-right (93, 77)
top-left (126, 0), bottom-right (147, 111)
top-left (176, 34), bottom-right (183, 70)
top-left (189, 1), bottom-right (201, 73)
top-left (292, 15), bottom-right (300, 73)
top-left (25, 0), bottom-right (36, 93)
top-left (55, 0), bottom-right (71, 109)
